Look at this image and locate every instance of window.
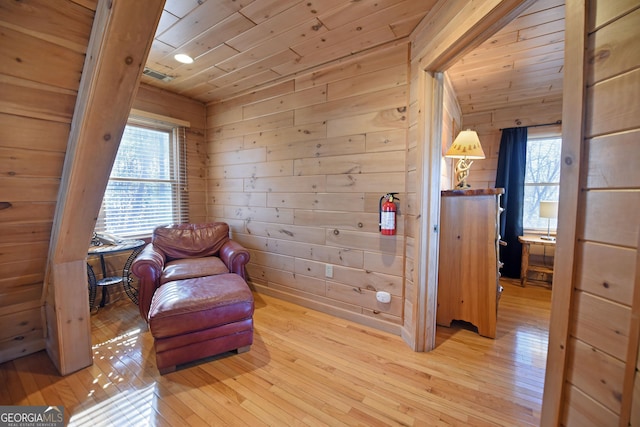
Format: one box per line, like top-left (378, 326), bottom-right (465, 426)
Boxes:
top-left (523, 136), bottom-right (561, 230)
top-left (95, 119), bottom-right (188, 238)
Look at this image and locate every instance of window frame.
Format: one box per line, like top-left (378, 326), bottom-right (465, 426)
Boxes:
top-left (523, 134), bottom-right (562, 233)
top-left (94, 113), bottom-right (189, 239)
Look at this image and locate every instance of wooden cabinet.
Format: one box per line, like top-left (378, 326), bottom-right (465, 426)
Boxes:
top-left (437, 188), bottom-right (504, 338)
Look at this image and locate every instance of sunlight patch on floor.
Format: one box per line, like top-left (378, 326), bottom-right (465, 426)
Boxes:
top-left (69, 384), bottom-right (157, 426)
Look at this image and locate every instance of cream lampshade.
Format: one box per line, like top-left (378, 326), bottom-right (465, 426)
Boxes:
top-left (445, 129), bottom-right (486, 189)
top-left (539, 200), bottom-right (558, 240)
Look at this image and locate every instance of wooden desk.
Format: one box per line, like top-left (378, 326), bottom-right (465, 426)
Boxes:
top-left (518, 235), bottom-right (555, 287)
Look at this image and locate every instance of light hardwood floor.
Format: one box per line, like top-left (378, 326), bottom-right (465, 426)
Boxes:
top-left (0, 279), bottom-right (551, 426)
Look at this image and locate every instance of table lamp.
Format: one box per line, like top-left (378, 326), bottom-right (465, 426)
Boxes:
top-left (539, 200), bottom-right (558, 240)
top-left (445, 129), bottom-right (486, 189)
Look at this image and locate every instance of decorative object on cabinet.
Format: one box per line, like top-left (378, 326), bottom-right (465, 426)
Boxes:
top-left (437, 188), bottom-right (504, 338)
top-left (538, 200), bottom-right (558, 241)
top-left (445, 130), bottom-right (486, 189)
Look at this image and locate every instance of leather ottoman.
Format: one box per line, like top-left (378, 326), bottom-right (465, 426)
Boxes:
top-left (148, 273), bottom-right (254, 374)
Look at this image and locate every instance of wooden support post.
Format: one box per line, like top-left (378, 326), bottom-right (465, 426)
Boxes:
top-left (540, 0), bottom-right (587, 423)
top-left (43, 0), bottom-right (165, 375)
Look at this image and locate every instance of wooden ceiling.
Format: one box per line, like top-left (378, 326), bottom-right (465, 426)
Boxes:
top-left (142, 0), bottom-right (438, 103)
top-left (447, 0), bottom-right (564, 116)
top-left (141, 0), bottom-right (564, 110)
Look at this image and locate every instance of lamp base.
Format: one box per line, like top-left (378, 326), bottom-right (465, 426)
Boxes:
top-left (540, 235), bottom-right (555, 241)
top-left (453, 158), bottom-right (473, 189)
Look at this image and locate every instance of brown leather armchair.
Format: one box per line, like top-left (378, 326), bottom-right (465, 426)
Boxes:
top-left (131, 222), bottom-right (254, 374)
top-left (132, 222), bottom-right (250, 320)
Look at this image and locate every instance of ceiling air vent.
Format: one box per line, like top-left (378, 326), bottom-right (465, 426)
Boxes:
top-left (143, 67), bottom-right (174, 82)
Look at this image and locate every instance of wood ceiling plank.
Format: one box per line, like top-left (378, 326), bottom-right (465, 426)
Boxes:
top-left (179, 81), bottom-right (220, 100)
top-left (319, 0), bottom-right (407, 29)
top-left (157, 0), bottom-right (246, 48)
top-left (456, 70), bottom-right (562, 92)
top-left (239, 0), bottom-right (301, 25)
top-left (227, 0), bottom-right (345, 52)
top-left (514, 48), bottom-right (564, 68)
top-left (163, 44), bottom-right (239, 90)
top-left (501, 4), bottom-right (565, 34)
top-left (489, 97), bottom-right (562, 120)
top-left (160, 13), bottom-right (254, 63)
top-left (293, 0), bottom-right (430, 56)
top-left (156, 10), bottom-right (180, 36)
top-left (162, 0), bottom-right (204, 19)
top-left (146, 40), bottom-right (175, 72)
top-left (522, 0), bottom-right (564, 15)
top-left (453, 33), bottom-right (564, 71)
top-left (518, 17), bottom-right (564, 40)
top-left (461, 94), bottom-right (563, 115)
top-left (170, 69), bottom-right (228, 94)
top-left (389, 14), bottom-right (425, 38)
top-left (460, 80), bottom-right (562, 104)
top-left (217, 18), bottom-right (326, 73)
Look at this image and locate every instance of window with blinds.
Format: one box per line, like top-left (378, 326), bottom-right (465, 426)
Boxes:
top-left (94, 119), bottom-right (189, 238)
top-left (523, 136), bottom-right (561, 231)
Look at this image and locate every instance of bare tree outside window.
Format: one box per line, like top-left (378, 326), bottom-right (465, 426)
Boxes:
top-left (523, 137), bottom-right (561, 230)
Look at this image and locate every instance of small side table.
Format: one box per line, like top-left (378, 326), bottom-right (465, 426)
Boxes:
top-left (87, 239), bottom-right (145, 311)
top-left (518, 235), bottom-right (555, 287)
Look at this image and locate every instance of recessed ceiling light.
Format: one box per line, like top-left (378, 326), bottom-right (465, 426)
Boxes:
top-left (174, 54), bottom-right (194, 64)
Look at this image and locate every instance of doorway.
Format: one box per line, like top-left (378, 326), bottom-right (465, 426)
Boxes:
top-left (411, 0), bottom-right (564, 351)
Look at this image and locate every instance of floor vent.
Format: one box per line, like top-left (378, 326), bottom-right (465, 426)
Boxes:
top-left (143, 67), bottom-right (173, 82)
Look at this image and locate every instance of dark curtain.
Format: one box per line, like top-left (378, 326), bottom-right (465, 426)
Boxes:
top-left (495, 127), bottom-right (527, 278)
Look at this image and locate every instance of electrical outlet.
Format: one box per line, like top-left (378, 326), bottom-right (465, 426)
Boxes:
top-left (325, 264), bottom-right (333, 278)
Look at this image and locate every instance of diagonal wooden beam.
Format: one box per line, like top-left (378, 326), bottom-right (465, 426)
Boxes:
top-left (412, 0), bottom-right (538, 71)
top-left (43, 0), bottom-right (165, 375)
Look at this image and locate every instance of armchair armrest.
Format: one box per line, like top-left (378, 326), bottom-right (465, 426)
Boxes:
top-left (219, 240), bottom-right (250, 279)
top-left (131, 243), bottom-right (166, 321)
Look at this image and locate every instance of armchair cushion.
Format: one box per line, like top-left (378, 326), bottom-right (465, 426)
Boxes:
top-left (160, 257), bottom-right (229, 285)
top-left (153, 222), bottom-right (230, 259)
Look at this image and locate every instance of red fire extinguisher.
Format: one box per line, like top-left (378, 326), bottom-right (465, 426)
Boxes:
top-left (379, 193), bottom-right (399, 235)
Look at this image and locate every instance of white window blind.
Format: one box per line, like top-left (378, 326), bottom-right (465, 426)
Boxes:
top-left (94, 119), bottom-right (189, 238)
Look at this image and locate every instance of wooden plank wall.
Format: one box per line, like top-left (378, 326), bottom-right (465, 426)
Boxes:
top-left (0, 0), bottom-right (95, 364)
top-left (206, 43), bottom-right (410, 333)
top-left (554, 1), bottom-right (640, 425)
top-left (441, 73), bottom-right (462, 191)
